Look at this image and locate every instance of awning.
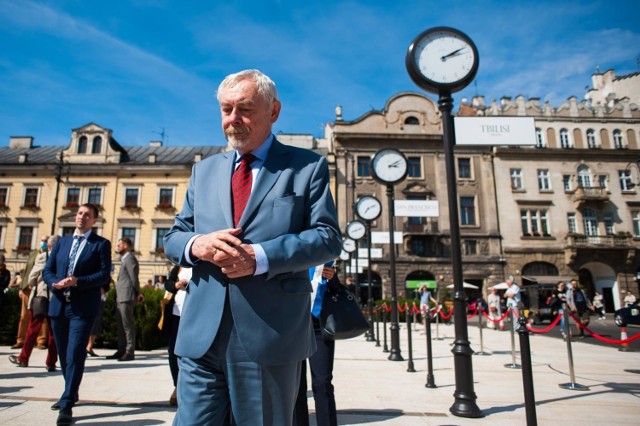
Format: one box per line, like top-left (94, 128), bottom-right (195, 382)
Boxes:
top-left (406, 279), bottom-right (437, 289)
top-left (522, 275), bottom-right (575, 285)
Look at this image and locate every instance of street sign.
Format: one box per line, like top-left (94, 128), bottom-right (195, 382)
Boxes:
top-left (359, 248), bottom-right (382, 258)
top-left (454, 117), bottom-right (536, 146)
top-left (371, 231), bottom-right (403, 244)
top-left (394, 200), bottom-right (439, 217)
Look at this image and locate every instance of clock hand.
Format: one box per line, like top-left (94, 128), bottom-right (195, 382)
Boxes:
top-left (389, 160), bottom-right (403, 167)
top-left (441, 47), bottom-right (465, 61)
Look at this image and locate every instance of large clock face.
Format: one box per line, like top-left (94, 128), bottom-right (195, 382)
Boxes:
top-left (355, 195), bottom-right (382, 221)
top-left (371, 148), bottom-right (408, 185)
top-left (342, 238), bottom-right (357, 253)
top-left (406, 26), bottom-right (479, 94)
top-left (346, 220), bottom-right (366, 240)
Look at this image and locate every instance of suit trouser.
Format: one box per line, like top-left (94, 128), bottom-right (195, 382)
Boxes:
top-left (18, 313), bottom-right (57, 367)
top-left (116, 300), bottom-right (136, 355)
top-left (293, 318), bottom-right (337, 426)
top-left (15, 288), bottom-right (31, 345)
top-left (50, 303), bottom-right (94, 410)
top-left (174, 297), bottom-right (301, 426)
top-left (167, 314), bottom-right (181, 387)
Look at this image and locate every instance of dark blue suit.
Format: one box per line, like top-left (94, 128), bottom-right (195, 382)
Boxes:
top-left (43, 232), bottom-right (111, 410)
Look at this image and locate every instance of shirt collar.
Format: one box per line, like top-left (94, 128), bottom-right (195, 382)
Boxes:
top-left (234, 134), bottom-right (273, 163)
top-left (74, 230), bottom-right (92, 240)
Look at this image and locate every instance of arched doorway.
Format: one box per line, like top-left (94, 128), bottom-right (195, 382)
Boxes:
top-left (579, 262), bottom-right (617, 311)
top-left (405, 270), bottom-right (436, 301)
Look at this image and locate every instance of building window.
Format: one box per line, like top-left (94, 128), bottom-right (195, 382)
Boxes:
top-left (404, 116), bottom-right (419, 125)
top-left (356, 156), bottom-right (370, 177)
top-left (604, 214), bottom-right (614, 235)
top-left (458, 158), bottom-right (471, 179)
top-left (598, 175), bottom-right (608, 189)
top-left (537, 169), bottom-right (551, 191)
top-left (582, 208), bottom-right (598, 236)
top-left (77, 136), bottom-right (87, 154)
top-left (560, 128), bottom-right (572, 148)
top-left (460, 196), bottom-right (476, 226)
top-left (613, 129), bottom-right (625, 149)
top-left (410, 237), bottom-right (426, 257)
top-left (463, 240), bottom-right (477, 255)
top-left (23, 187), bottom-right (39, 208)
top-left (563, 175), bottom-right (572, 192)
top-left (619, 170), bottom-right (634, 191)
top-left (92, 136), bottom-right (102, 154)
top-left (62, 226), bottom-right (75, 236)
top-left (567, 213), bottom-right (577, 234)
top-left (521, 209), bottom-right (549, 237)
top-left (633, 212), bottom-right (640, 237)
top-left (124, 188), bottom-right (140, 208)
top-left (586, 129), bottom-right (599, 148)
top-left (0, 187), bottom-right (7, 208)
top-left (122, 228), bottom-right (137, 248)
top-left (158, 188), bottom-right (174, 206)
top-left (88, 188), bottom-right (102, 205)
top-left (155, 228), bottom-right (169, 252)
top-left (535, 128), bottom-right (546, 148)
top-left (577, 165), bottom-right (591, 187)
top-left (65, 188), bottom-right (80, 207)
top-left (18, 226), bottom-right (34, 251)
top-left (510, 168), bottom-right (523, 190)
top-left (407, 157), bottom-right (422, 178)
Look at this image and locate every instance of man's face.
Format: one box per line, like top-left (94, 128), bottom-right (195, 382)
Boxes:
top-left (75, 206), bottom-right (97, 232)
top-left (116, 240), bottom-right (128, 254)
top-left (570, 281), bottom-right (578, 289)
top-left (219, 78), bottom-right (281, 154)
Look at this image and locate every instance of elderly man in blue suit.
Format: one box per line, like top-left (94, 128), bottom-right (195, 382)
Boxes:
top-left (164, 69), bottom-right (341, 425)
top-left (43, 203), bottom-right (112, 426)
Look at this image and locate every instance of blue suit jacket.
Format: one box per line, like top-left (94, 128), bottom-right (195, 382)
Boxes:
top-left (43, 232), bottom-right (112, 319)
top-left (164, 139), bottom-right (342, 365)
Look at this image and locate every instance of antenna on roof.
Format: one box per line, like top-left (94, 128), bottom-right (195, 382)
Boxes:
top-left (153, 127), bottom-right (168, 145)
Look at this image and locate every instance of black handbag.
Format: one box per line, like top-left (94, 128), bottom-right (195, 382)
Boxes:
top-left (319, 284), bottom-right (370, 340)
top-left (31, 295), bottom-right (49, 319)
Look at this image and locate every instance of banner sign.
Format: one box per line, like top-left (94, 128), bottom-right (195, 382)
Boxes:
top-left (454, 117), bottom-right (536, 146)
top-left (395, 200), bottom-right (439, 217)
top-left (371, 231), bottom-right (403, 244)
top-left (359, 248), bottom-right (382, 258)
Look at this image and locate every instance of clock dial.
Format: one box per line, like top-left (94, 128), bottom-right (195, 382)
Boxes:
top-left (371, 148), bottom-right (408, 185)
top-left (342, 238), bottom-right (357, 253)
top-left (356, 195), bottom-right (382, 221)
top-left (406, 26), bottom-right (479, 94)
top-left (346, 220), bottom-right (366, 240)
top-left (339, 250), bottom-right (350, 261)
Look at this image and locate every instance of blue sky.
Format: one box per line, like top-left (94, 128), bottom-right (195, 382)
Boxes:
top-left (1, 0), bottom-right (639, 148)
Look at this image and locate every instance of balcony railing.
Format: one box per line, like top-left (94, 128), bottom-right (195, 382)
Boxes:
top-left (403, 220), bottom-right (439, 234)
top-left (573, 186), bottom-right (609, 204)
top-left (565, 234), bottom-right (633, 247)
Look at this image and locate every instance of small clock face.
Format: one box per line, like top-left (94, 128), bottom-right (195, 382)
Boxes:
top-left (356, 195), bottom-right (382, 221)
top-left (371, 148), bottom-right (408, 185)
top-left (342, 238), bottom-right (357, 253)
top-left (406, 26), bottom-right (479, 94)
top-left (346, 220), bottom-right (366, 240)
top-left (339, 250), bottom-right (350, 261)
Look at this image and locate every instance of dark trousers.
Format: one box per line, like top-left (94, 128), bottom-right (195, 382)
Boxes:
top-left (293, 318), bottom-right (337, 426)
top-left (51, 303), bottom-right (94, 410)
top-left (167, 314), bottom-right (180, 387)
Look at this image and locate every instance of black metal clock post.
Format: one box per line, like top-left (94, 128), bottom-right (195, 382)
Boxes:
top-left (385, 183), bottom-right (403, 361)
top-left (365, 220), bottom-right (376, 342)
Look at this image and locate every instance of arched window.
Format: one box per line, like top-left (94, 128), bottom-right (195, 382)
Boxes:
top-left (613, 129), bottom-right (625, 149)
top-left (77, 136), bottom-right (87, 154)
top-left (535, 128), bottom-right (546, 148)
top-left (582, 208), bottom-right (598, 236)
top-left (586, 129), bottom-right (598, 149)
top-left (577, 165), bottom-right (591, 187)
top-left (404, 116), bottom-right (419, 125)
top-left (92, 136), bottom-right (102, 154)
top-left (522, 261), bottom-right (559, 277)
top-left (560, 129), bottom-right (572, 148)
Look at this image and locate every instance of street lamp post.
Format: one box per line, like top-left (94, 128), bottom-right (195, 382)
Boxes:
top-left (51, 151), bottom-right (64, 235)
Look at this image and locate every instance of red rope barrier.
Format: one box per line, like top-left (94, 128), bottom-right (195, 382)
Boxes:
top-left (439, 307), bottom-right (454, 320)
top-left (569, 312), bottom-right (640, 345)
top-left (482, 309), bottom-right (510, 323)
top-left (467, 307), bottom-right (478, 319)
top-left (525, 313), bottom-right (562, 333)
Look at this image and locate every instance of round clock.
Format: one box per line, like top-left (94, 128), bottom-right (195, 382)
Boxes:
top-left (355, 195), bottom-right (382, 221)
top-left (371, 148), bottom-right (408, 185)
top-left (346, 220), bottom-right (366, 240)
top-left (405, 26), bottom-right (479, 94)
top-left (342, 237), bottom-right (357, 253)
top-left (339, 250), bottom-right (350, 261)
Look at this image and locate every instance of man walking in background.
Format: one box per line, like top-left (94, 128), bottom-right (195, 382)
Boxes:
top-left (108, 237), bottom-right (142, 362)
top-left (43, 203), bottom-right (112, 426)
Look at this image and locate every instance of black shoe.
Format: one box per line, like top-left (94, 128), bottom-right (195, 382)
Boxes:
top-left (56, 408), bottom-right (73, 426)
top-left (118, 353), bottom-right (135, 362)
top-left (10, 343), bottom-right (23, 349)
top-left (51, 400), bottom-right (61, 410)
top-left (47, 365), bottom-right (57, 372)
top-left (106, 351), bottom-right (124, 359)
top-left (86, 349), bottom-right (99, 357)
top-left (8, 355), bottom-right (27, 367)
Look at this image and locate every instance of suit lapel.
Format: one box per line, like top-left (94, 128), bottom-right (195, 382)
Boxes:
top-left (238, 140), bottom-right (287, 228)
top-left (217, 151), bottom-right (235, 228)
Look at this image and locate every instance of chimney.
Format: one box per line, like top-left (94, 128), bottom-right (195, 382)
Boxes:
top-left (149, 140), bottom-right (163, 147)
top-left (10, 136), bottom-right (34, 149)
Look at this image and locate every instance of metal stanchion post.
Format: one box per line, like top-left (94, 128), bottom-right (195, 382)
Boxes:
top-left (425, 309), bottom-right (437, 388)
top-left (406, 307), bottom-right (416, 372)
top-left (559, 304), bottom-right (589, 391)
top-left (475, 300), bottom-right (490, 356)
top-left (375, 308), bottom-right (381, 347)
top-left (504, 308), bottom-right (521, 369)
top-left (517, 309), bottom-right (538, 426)
top-left (383, 307), bottom-right (389, 353)
top-left (434, 306), bottom-right (443, 340)
top-left (413, 305), bottom-right (419, 331)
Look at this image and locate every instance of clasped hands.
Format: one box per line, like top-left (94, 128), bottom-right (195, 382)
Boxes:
top-left (53, 275), bottom-right (77, 290)
top-left (191, 228), bottom-right (256, 278)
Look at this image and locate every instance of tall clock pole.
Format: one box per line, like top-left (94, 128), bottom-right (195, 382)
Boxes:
top-left (405, 26), bottom-right (483, 418)
top-left (385, 183), bottom-right (403, 361)
top-left (365, 220), bottom-right (376, 342)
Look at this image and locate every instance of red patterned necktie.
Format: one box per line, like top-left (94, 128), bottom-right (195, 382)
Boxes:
top-left (232, 153), bottom-right (255, 227)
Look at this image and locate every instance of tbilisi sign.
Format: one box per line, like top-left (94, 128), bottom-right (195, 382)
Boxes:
top-left (394, 200), bottom-right (439, 217)
top-left (453, 117), bottom-right (536, 146)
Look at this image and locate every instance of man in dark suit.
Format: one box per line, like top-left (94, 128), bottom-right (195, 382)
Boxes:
top-left (108, 237), bottom-right (142, 361)
top-left (164, 69), bottom-right (341, 425)
top-left (43, 203), bottom-right (112, 426)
